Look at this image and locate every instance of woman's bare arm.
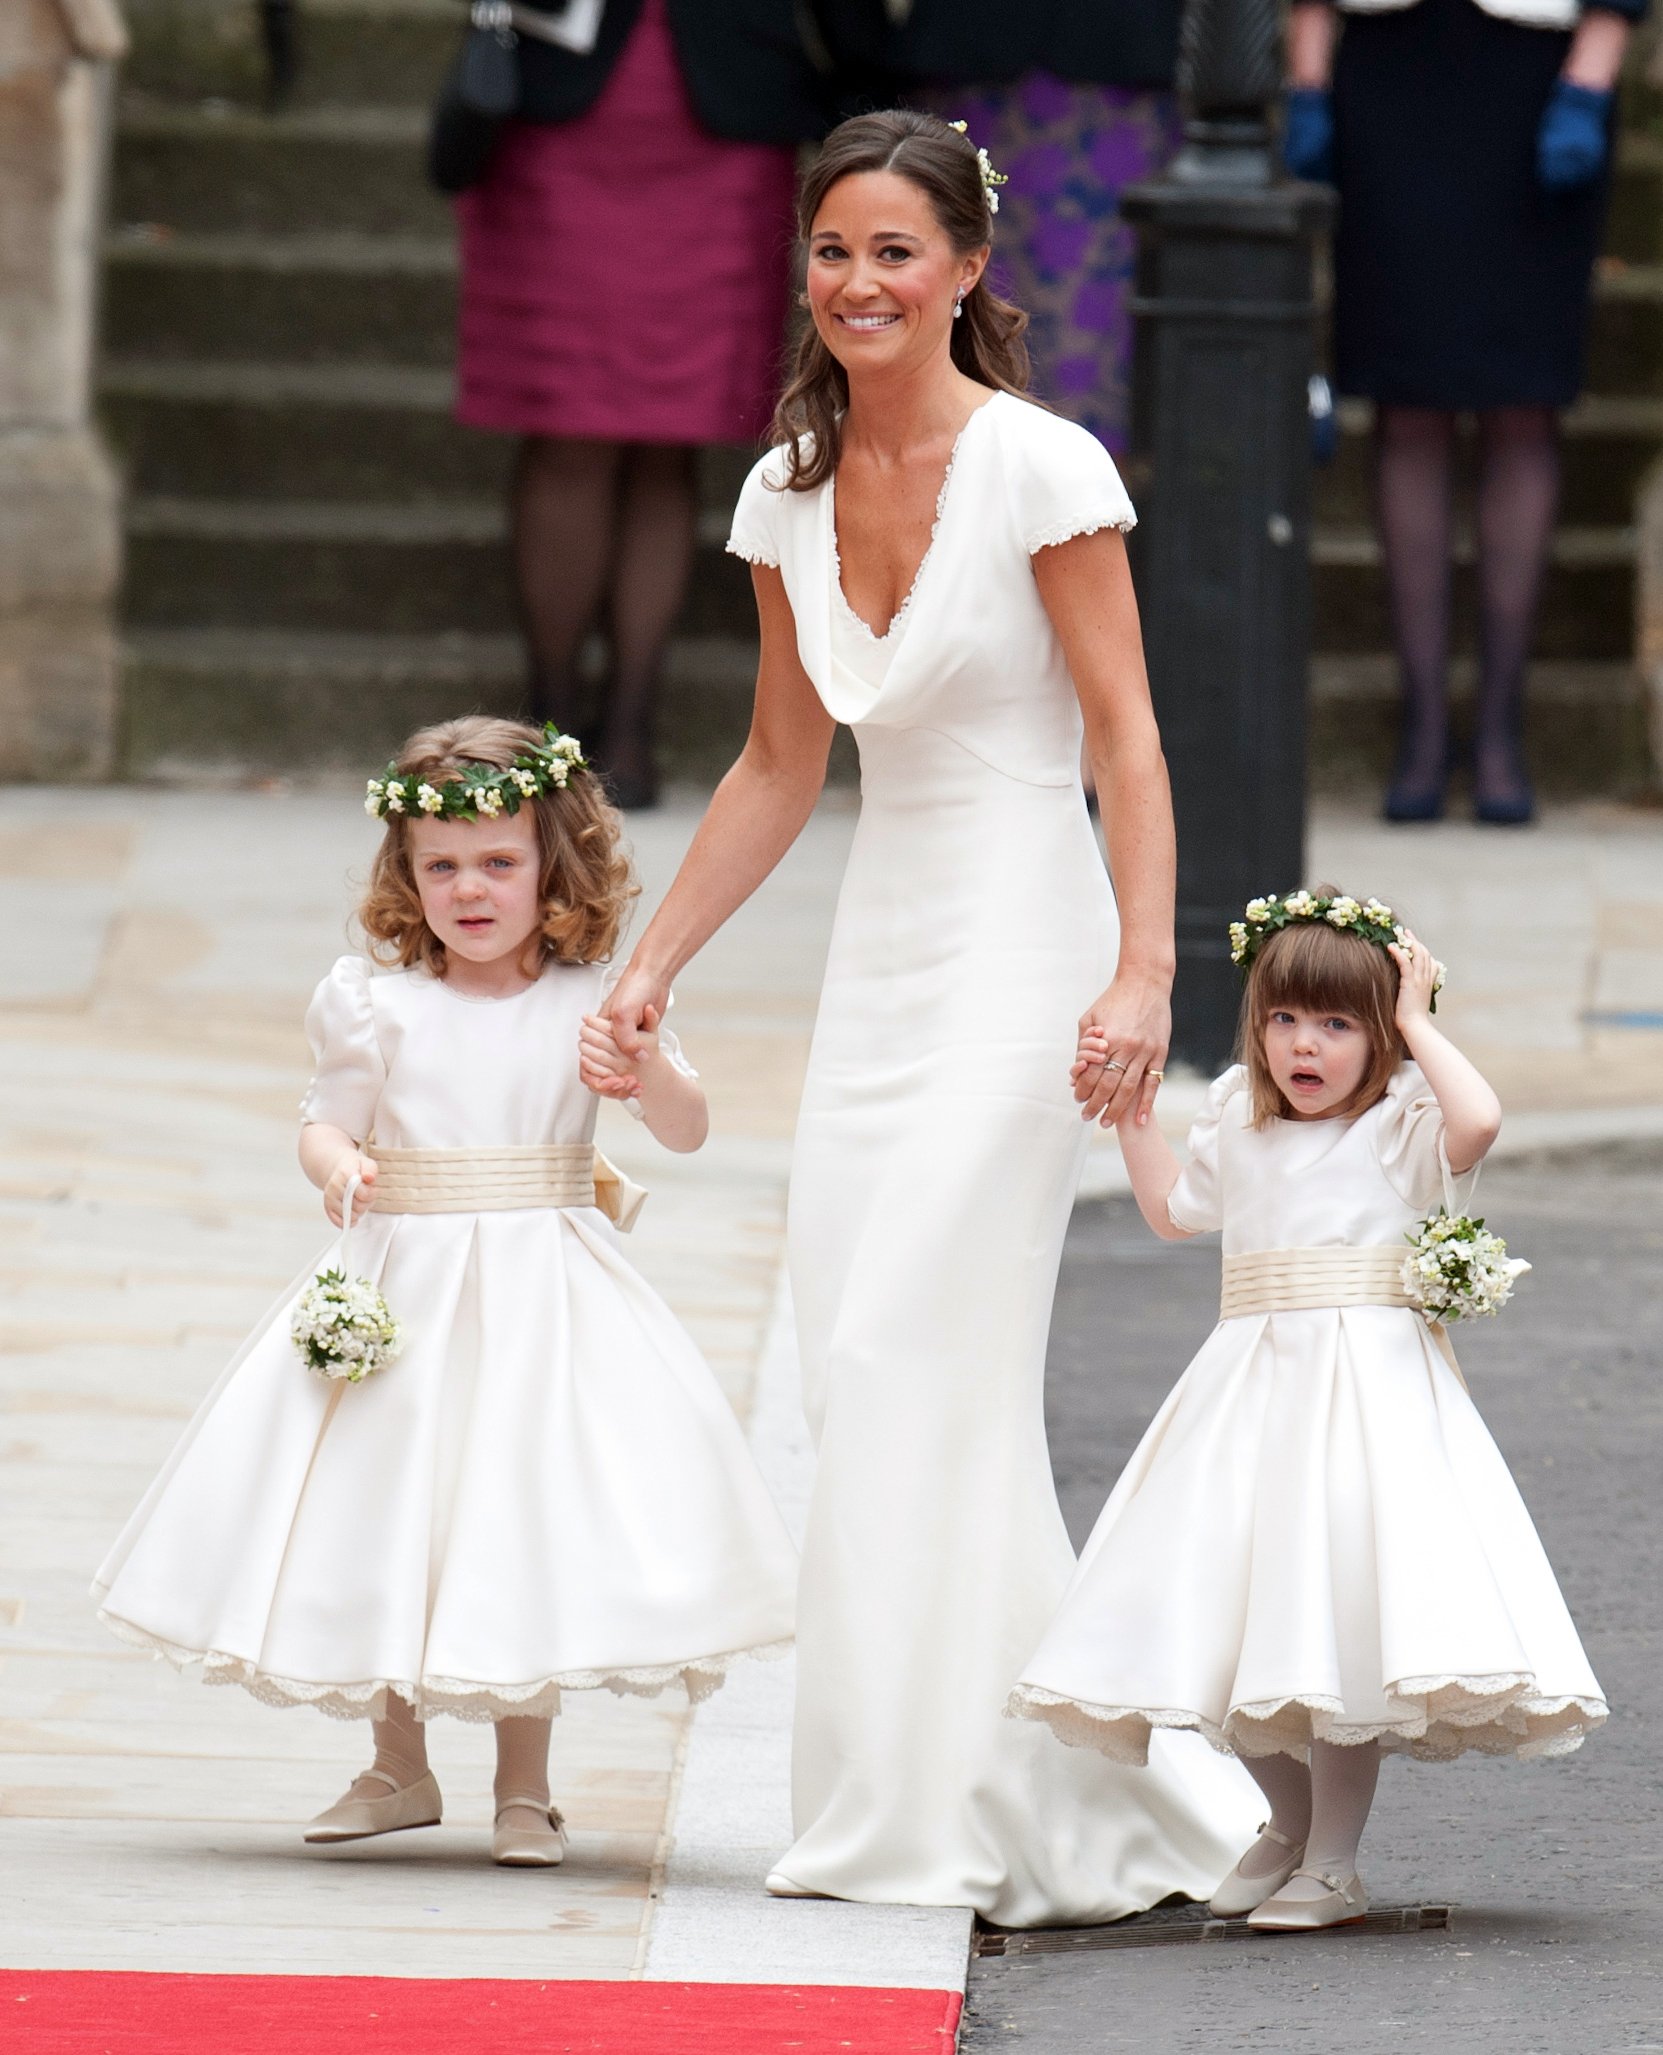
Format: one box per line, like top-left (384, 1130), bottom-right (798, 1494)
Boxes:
top-left (606, 565), bottom-right (835, 1054)
top-left (1034, 528), bottom-right (1176, 1131)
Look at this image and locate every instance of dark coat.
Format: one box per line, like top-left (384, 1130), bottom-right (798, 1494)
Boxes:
top-left (809, 0), bottom-right (1183, 97)
top-left (514, 0), bottom-right (833, 143)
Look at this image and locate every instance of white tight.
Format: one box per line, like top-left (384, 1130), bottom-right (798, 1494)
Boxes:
top-left (1241, 1739), bottom-right (1382, 1893)
top-left (364, 1697), bottom-right (553, 1816)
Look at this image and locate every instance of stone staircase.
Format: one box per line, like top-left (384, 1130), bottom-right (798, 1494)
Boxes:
top-left (102, 0), bottom-right (1663, 790)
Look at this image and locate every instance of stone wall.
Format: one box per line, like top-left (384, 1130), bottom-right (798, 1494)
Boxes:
top-left (0, 0), bottom-right (126, 780)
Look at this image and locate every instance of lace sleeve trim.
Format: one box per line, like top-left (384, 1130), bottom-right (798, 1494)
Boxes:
top-left (725, 538), bottom-right (780, 568)
top-left (1025, 509), bottom-right (1137, 555)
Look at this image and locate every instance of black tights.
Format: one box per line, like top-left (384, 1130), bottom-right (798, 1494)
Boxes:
top-left (510, 437), bottom-right (698, 795)
top-left (1375, 404), bottom-right (1561, 809)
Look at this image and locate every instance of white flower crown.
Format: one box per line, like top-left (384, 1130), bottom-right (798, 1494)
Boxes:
top-left (947, 120), bottom-right (1009, 215)
top-left (364, 724), bottom-right (588, 823)
top-left (1228, 890), bottom-right (1446, 1010)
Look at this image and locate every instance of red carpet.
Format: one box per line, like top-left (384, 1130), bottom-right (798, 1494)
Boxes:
top-left (1, 1973), bottom-right (963, 2053)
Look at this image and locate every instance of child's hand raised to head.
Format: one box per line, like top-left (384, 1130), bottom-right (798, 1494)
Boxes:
top-left (1387, 929), bottom-right (1443, 1031)
top-left (580, 1007), bottom-right (660, 1101)
top-left (323, 1150), bottom-right (378, 1229)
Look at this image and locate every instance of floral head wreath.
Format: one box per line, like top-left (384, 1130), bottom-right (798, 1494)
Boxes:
top-left (364, 724), bottom-right (588, 823)
top-left (1229, 890), bottom-right (1444, 1011)
top-left (947, 120), bottom-right (1009, 214)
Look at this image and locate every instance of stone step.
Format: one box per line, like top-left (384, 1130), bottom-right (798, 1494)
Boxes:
top-left (1309, 655), bottom-right (1652, 797)
top-left (112, 97), bottom-right (453, 239)
top-left (1311, 526), bottom-right (1635, 660)
top-left (123, 0), bottom-right (459, 112)
top-left (1314, 395), bottom-right (1663, 530)
top-left (106, 92), bottom-right (1663, 267)
top-left (119, 490), bottom-right (1636, 656)
top-left (120, 496), bottom-right (755, 636)
top-left (97, 359), bottom-right (757, 509)
top-left (116, 628), bottom-right (1646, 798)
top-left (103, 229), bottom-right (1663, 395)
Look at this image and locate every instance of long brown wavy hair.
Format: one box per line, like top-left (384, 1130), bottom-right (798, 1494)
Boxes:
top-left (1238, 894), bottom-right (1407, 1128)
top-left (359, 715), bottom-right (637, 976)
top-left (772, 110), bottom-right (1032, 492)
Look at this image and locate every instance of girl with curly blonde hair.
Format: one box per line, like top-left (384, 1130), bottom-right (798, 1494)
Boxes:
top-left (93, 713), bottom-right (796, 1870)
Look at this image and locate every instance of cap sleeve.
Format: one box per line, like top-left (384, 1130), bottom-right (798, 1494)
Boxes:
top-left (1375, 1061), bottom-right (1475, 1214)
top-left (1005, 405), bottom-right (1137, 556)
top-left (1166, 1065), bottom-right (1246, 1236)
top-left (726, 447), bottom-right (788, 569)
top-left (299, 955), bottom-right (385, 1139)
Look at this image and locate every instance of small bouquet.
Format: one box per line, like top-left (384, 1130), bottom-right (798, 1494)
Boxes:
top-left (1401, 1208), bottom-right (1530, 1324)
top-left (291, 1173), bottom-right (404, 1383)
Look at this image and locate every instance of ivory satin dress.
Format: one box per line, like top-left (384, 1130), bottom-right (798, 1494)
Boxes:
top-left (727, 392), bottom-right (1257, 1924)
top-left (92, 957), bottom-right (797, 1722)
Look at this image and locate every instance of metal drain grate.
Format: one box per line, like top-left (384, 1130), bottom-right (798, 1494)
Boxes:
top-left (974, 1905), bottom-right (1452, 1957)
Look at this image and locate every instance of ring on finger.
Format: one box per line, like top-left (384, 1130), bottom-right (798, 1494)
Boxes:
top-left (1104, 1059), bottom-right (1128, 1073)
top-left (1148, 1069), bottom-right (1165, 1083)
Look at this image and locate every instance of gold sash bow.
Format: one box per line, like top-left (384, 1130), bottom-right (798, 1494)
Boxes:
top-left (1220, 1244), bottom-right (1466, 1390)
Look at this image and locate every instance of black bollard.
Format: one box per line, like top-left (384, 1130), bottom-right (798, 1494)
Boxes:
top-left (1120, 0), bottom-right (1334, 1072)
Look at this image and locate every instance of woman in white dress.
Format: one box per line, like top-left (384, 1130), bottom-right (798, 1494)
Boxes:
top-left (604, 110), bottom-right (1255, 1924)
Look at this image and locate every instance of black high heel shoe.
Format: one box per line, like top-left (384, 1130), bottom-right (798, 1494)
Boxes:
top-left (1472, 734), bottom-right (1537, 826)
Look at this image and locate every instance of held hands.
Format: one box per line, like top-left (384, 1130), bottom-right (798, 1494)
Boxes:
top-left (323, 1150), bottom-right (378, 1228)
top-left (1387, 928), bottom-right (1443, 1035)
top-left (1073, 973), bottom-right (1170, 1129)
top-left (580, 1006), bottom-right (661, 1102)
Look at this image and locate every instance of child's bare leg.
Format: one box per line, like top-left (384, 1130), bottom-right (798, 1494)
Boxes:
top-left (492, 1714), bottom-right (566, 1866)
top-left (1276, 1738), bottom-right (1380, 1900)
top-left (1237, 1750), bottom-right (1313, 1876)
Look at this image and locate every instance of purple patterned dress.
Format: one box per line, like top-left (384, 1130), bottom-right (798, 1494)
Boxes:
top-left (925, 75), bottom-right (1181, 453)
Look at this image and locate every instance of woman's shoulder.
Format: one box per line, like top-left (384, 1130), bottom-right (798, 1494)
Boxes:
top-left (728, 439), bottom-right (818, 566)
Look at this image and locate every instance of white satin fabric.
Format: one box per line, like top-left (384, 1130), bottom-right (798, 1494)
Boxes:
top-left (1012, 1064), bottom-right (1608, 1766)
top-left (728, 392), bottom-right (1258, 1924)
top-left (93, 957), bottom-right (798, 1721)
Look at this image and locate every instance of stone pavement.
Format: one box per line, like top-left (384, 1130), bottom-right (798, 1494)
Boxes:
top-left (1, 784), bottom-right (1659, 2002)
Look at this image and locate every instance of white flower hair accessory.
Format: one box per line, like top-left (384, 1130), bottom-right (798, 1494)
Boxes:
top-left (365, 723), bottom-right (588, 823)
top-left (1228, 889), bottom-right (1446, 1011)
top-left (947, 120), bottom-right (1009, 214)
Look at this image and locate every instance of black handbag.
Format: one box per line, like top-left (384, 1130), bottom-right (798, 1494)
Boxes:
top-left (428, 1), bottom-right (524, 195)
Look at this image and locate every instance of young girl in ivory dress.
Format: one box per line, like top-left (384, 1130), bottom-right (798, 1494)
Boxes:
top-left (1010, 892), bottom-right (1607, 1930)
top-left (93, 716), bottom-right (796, 1866)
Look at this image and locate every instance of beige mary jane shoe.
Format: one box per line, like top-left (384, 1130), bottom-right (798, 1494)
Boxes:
top-left (1247, 1865), bottom-right (1369, 1932)
top-left (1208, 1822), bottom-right (1308, 1918)
top-left (492, 1796), bottom-right (568, 1868)
top-left (303, 1768), bottom-right (443, 1844)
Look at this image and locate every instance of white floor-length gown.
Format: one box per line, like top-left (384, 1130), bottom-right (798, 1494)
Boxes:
top-left (727, 392), bottom-right (1257, 1925)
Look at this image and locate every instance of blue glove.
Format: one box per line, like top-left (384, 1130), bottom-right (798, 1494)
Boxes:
top-left (1536, 80), bottom-right (1614, 191)
top-left (1283, 88), bottom-right (1336, 183)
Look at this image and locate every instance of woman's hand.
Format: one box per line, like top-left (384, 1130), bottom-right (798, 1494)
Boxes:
top-left (1074, 970), bottom-right (1171, 1129)
top-left (1387, 929), bottom-right (1442, 1033)
top-left (322, 1149), bottom-right (378, 1228)
top-left (581, 1006), bottom-right (658, 1100)
top-left (603, 958), bottom-right (672, 1065)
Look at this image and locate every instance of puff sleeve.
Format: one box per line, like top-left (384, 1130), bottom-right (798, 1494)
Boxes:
top-left (726, 447), bottom-right (786, 568)
top-left (1375, 1061), bottom-right (1476, 1214)
top-left (1005, 406), bottom-right (1137, 556)
top-left (299, 955), bottom-right (385, 1138)
top-left (1166, 1066), bottom-right (1247, 1236)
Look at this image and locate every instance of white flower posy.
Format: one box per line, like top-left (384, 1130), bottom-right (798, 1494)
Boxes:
top-left (291, 1267), bottom-right (404, 1383)
top-left (1401, 1210), bottom-right (1530, 1325)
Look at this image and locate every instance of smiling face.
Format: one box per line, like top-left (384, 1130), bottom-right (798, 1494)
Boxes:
top-left (1260, 1004), bottom-right (1375, 1120)
top-left (806, 170), bottom-right (987, 381)
top-left (408, 811), bottom-right (544, 974)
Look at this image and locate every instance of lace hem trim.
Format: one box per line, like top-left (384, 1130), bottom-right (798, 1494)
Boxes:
top-left (1025, 509), bottom-right (1136, 555)
top-left (830, 421), bottom-right (968, 648)
top-left (96, 1606), bottom-right (792, 1724)
top-left (1005, 1672), bottom-right (1608, 1766)
top-left (725, 539), bottom-right (780, 569)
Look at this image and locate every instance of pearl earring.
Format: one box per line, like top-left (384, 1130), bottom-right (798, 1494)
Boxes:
top-left (954, 289), bottom-right (965, 320)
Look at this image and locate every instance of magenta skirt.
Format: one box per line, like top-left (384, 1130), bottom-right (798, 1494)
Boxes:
top-left (455, 0), bottom-right (798, 445)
